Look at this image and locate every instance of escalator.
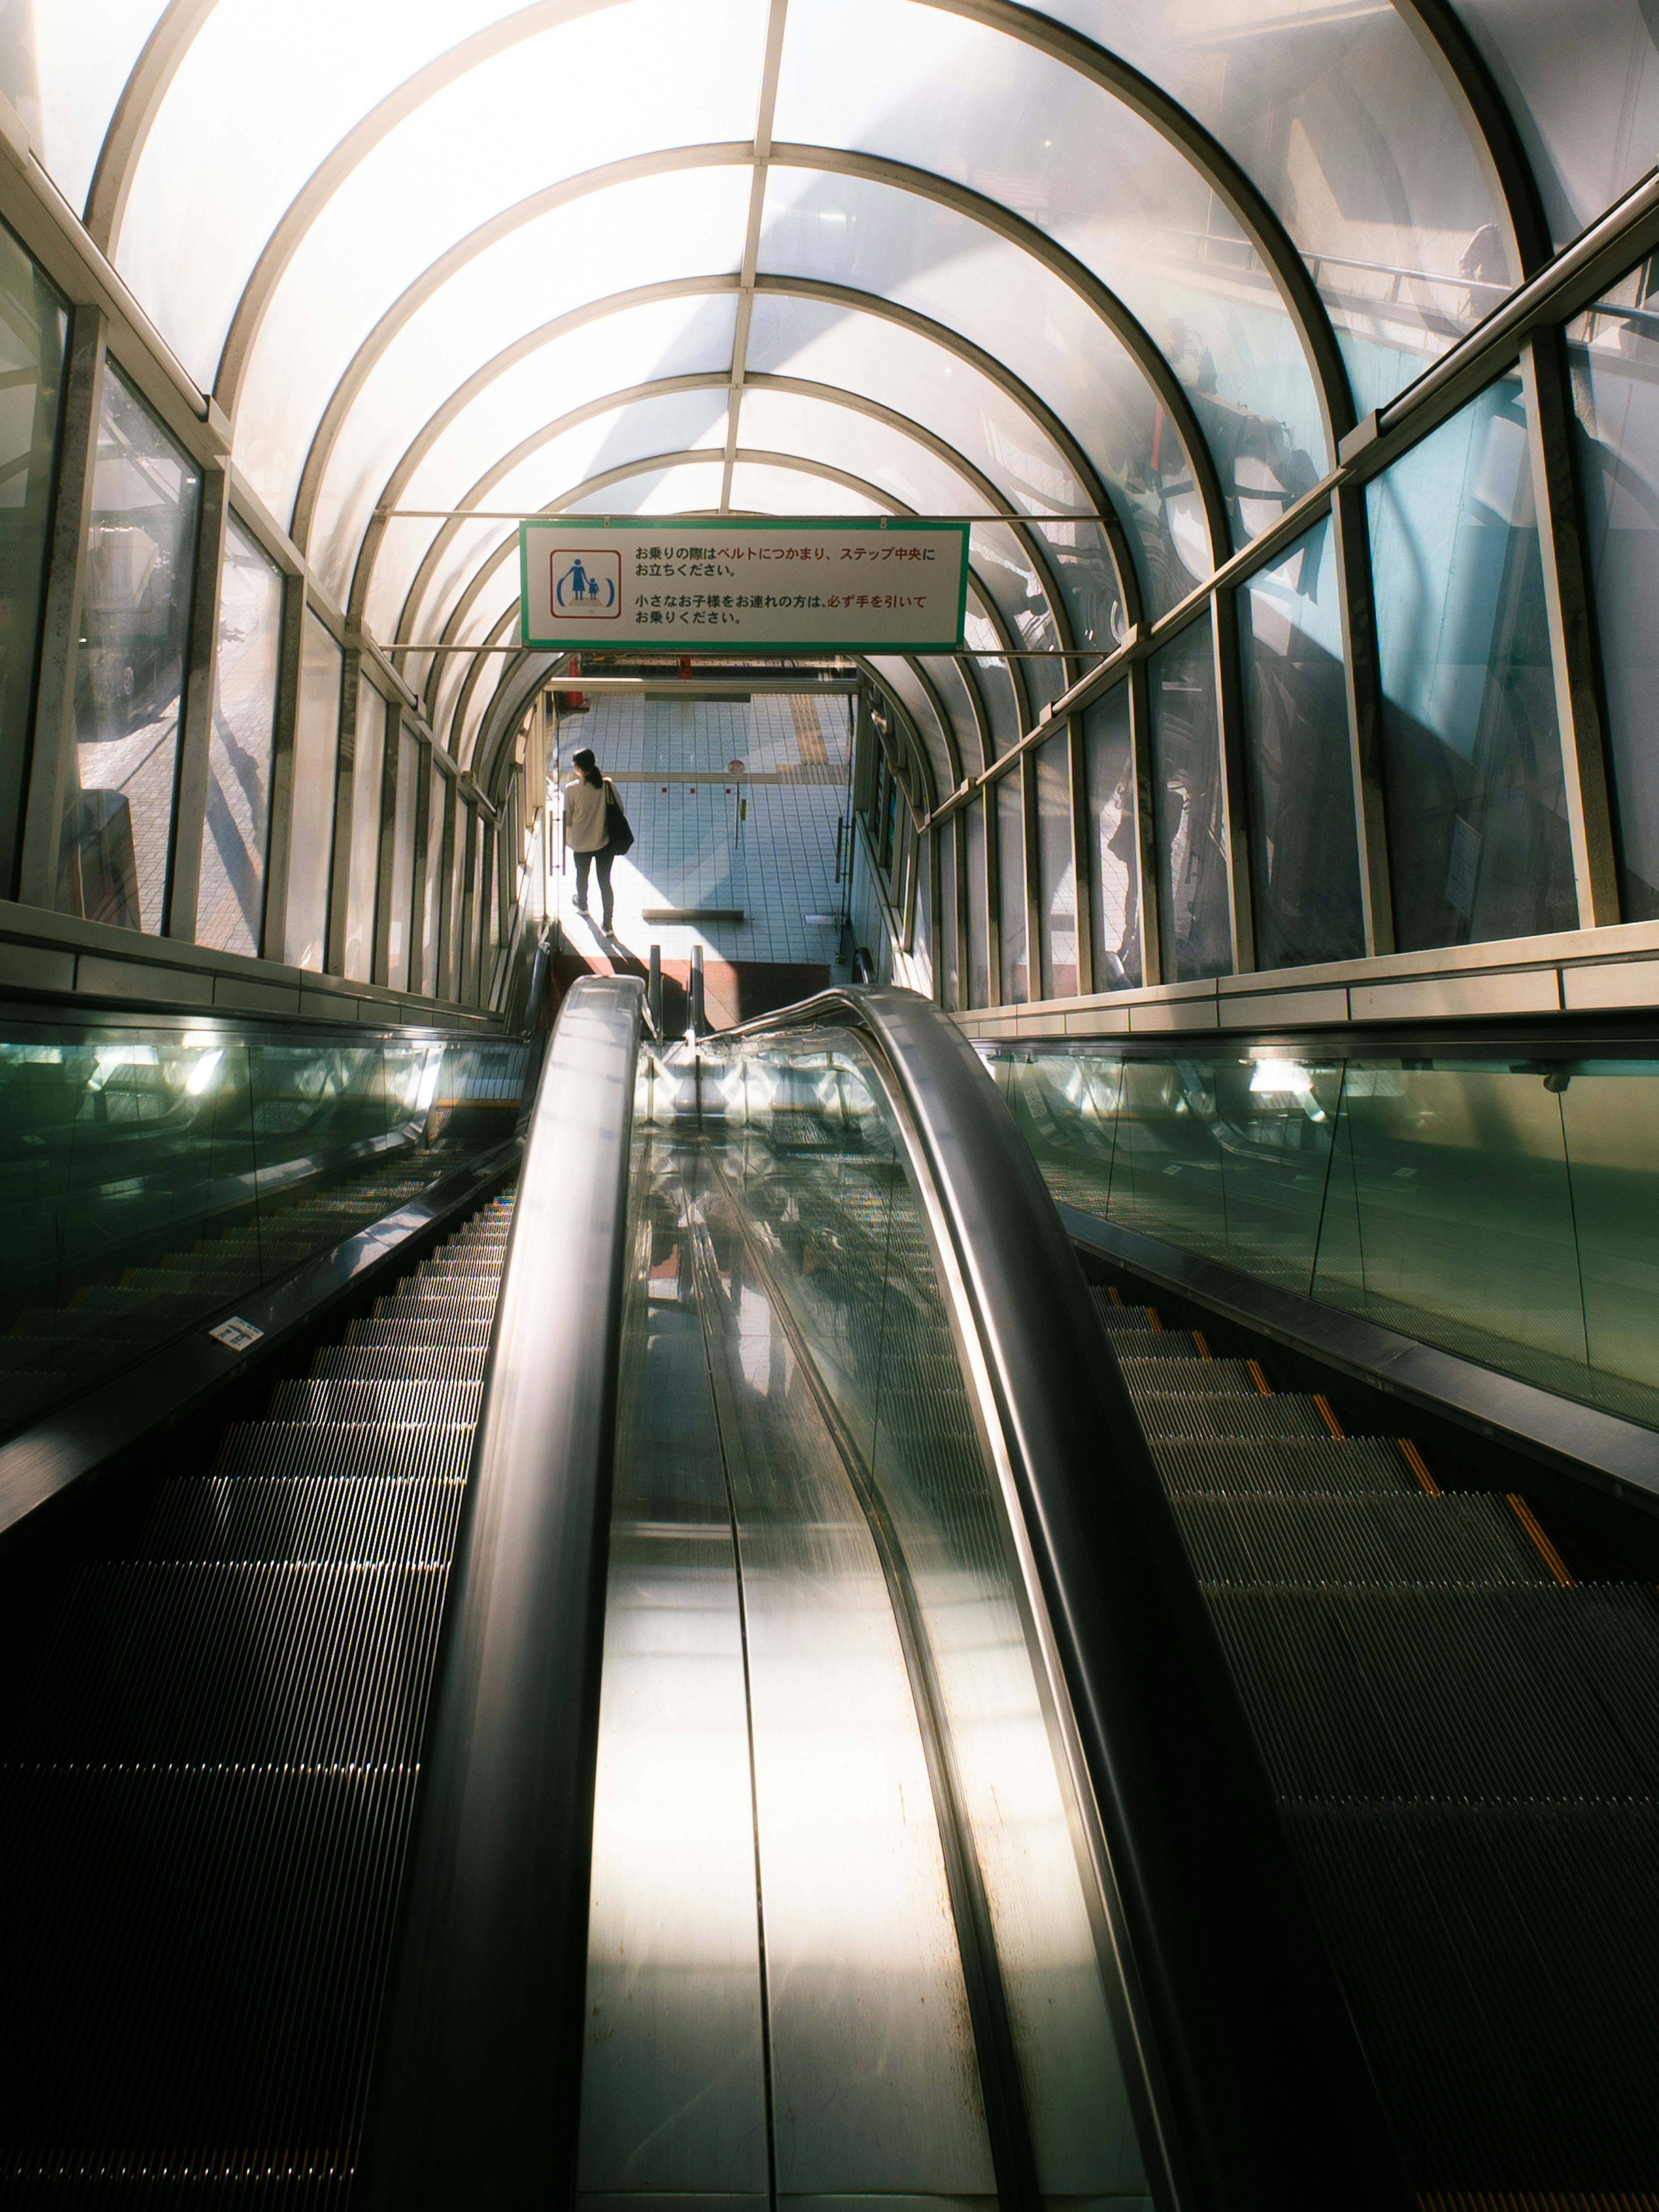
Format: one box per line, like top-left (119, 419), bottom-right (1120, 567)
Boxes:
top-left (1, 980), bottom-right (1654, 2206)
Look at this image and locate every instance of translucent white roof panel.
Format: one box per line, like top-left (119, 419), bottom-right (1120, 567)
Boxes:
top-left (914, 652), bottom-right (985, 782)
top-left (865, 654), bottom-right (951, 799)
top-left (239, 163), bottom-right (752, 541)
top-left (2, 0), bottom-right (163, 216)
top-left (776, 0), bottom-right (1329, 469)
top-left (726, 461), bottom-right (886, 516)
top-left (758, 164), bottom-right (1214, 608)
top-left (120, 0), bottom-right (763, 389)
top-left (1028, 0), bottom-right (1505, 408)
top-left (737, 386), bottom-right (985, 519)
top-left (1456, 1), bottom-right (1659, 245)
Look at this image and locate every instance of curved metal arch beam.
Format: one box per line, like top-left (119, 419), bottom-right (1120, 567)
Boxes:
top-left (84, 0), bottom-right (222, 248)
top-left (918, 0), bottom-right (1356, 448)
top-left (389, 370), bottom-right (1088, 691)
top-left (900, 655), bottom-right (960, 801)
top-left (1390, 0), bottom-right (1551, 278)
top-left (445, 602), bottom-right (521, 769)
top-left (424, 446), bottom-right (1033, 757)
top-left (257, 139), bottom-right (1223, 573)
top-left (340, 271), bottom-right (1142, 648)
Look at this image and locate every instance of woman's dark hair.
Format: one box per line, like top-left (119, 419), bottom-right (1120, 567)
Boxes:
top-left (572, 746), bottom-right (601, 787)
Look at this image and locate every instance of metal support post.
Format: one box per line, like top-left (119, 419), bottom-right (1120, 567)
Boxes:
top-left (1332, 483), bottom-right (1397, 957)
top-left (1069, 709), bottom-right (1096, 999)
top-left (982, 784), bottom-right (1004, 1007)
top-left (1211, 587), bottom-right (1255, 977)
top-left (434, 772), bottom-right (458, 1002)
top-left (689, 941), bottom-right (705, 1038)
top-left (1522, 325), bottom-right (1622, 927)
top-left (1022, 746), bottom-right (1042, 1003)
top-left (325, 647), bottom-right (361, 975)
top-left (164, 461), bottom-right (228, 942)
top-left (1128, 656), bottom-right (1163, 989)
top-left (16, 306), bottom-right (106, 910)
top-left (261, 576), bottom-right (308, 961)
top-left (648, 942), bottom-right (663, 1033)
top-left (407, 739), bottom-right (432, 996)
top-left (372, 700), bottom-right (402, 987)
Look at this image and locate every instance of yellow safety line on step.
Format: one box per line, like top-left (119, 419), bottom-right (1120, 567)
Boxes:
top-left (1246, 1357), bottom-right (1272, 1395)
top-left (1107, 1286), bottom-right (1123, 1307)
top-left (1192, 1330), bottom-right (1212, 1361)
top-left (1399, 1440), bottom-right (1441, 1498)
top-left (1508, 1495), bottom-right (1575, 1588)
top-left (1147, 1308), bottom-right (1163, 1332)
top-left (1313, 1393), bottom-right (1345, 1440)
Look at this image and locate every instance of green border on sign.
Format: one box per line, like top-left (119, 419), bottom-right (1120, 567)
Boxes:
top-left (518, 515), bottom-right (972, 653)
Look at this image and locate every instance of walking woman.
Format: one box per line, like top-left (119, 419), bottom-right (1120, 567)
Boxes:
top-left (563, 746), bottom-right (619, 933)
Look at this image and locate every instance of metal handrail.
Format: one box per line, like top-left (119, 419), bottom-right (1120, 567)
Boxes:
top-left (710, 986), bottom-right (1410, 2209)
top-left (359, 973), bottom-right (644, 2209)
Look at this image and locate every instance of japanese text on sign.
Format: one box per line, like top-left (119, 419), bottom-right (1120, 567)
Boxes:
top-left (519, 519), bottom-right (969, 652)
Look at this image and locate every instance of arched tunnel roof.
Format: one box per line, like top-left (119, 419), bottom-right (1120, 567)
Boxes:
top-left (6, 0), bottom-right (1639, 799)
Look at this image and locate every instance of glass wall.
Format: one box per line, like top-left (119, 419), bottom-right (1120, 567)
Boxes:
top-left (387, 724), bottom-right (419, 993)
top-left (343, 678), bottom-right (387, 983)
top-left (1036, 726), bottom-right (1076, 1001)
top-left (1368, 377), bottom-right (1575, 952)
top-left (0, 223), bottom-right (65, 888)
top-left (420, 758), bottom-right (445, 997)
top-left (939, 814), bottom-right (959, 1012)
top-left (1568, 261), bottom-right (1659, 920)
top-left (196, 515), bottom-right (282, 958)
top-left (1239, 519), bottom-right (1365, 970)
top-left (281, 609), bottom-right (342, 972)
top-left (1083, 685), bottom-right (1139, 991)
top-left (965, 796), bottom-right (988, 1008)
top-left (1148, 613), bottom-right (1231, 982)
top-left (996, 772), bottom-right (1027, 1005)
top-left (61, 361), bottom-right (200, 935)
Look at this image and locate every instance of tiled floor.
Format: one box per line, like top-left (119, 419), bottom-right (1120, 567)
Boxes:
top-left (552, 694), bottom-right (852, 968)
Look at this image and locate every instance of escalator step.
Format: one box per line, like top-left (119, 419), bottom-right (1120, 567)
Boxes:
top-left (0, 1762), bottom-right (419, 2184)
top-left (1119, 1355), bottom-right (1264, 1395)
top-left (216, 1420), bottom-right (474, 1482)
top-left (12, 1561), bottom-right (448, 1764)
top-left (1152, 1436), bottom-right (1421, 1497)
top-left (149, 1475), bottom-right (464, 1563)
top-left (1133, 1391), bottom-right (1335, 1440)
top-left (1171, 1492), bottom-right (1554, 1589)
top-left (1207, 1585), bottom-right (1659, 1802)
top-left (270, 1377), bottom-right (483, 1426)
top-left (374, 1292), bottom-right (499, 1319)
top-left (1283, 1800), bottom-right (1659, 2187)
top-left (346, 1316), bottom-right (494, 1347)
top-left (312, 1345), bottom-right (488, 1382)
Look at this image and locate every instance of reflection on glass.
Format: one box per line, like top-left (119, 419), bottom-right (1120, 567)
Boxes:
top-left (419, 760), bottom-right (446, 997)
top-left (997, 773), bottom-right (1028, 1005)
top-left (0, 224), bottom-right (65, 860)
top-left (939, 814), bottom-right (960, 1012)
top-left (61, 361), bottom-right (201, 935)
top-left (993, 1039), bottom-right (1659, 1435)
top-left (387, 725), bottom-right (417, 992)
top-left (1568, 263), bottom-right (1659, 919)
top-left (1368, 376), bottom-right (1574, 952)
top-left (912, 824), bottom-right (932, 999)
top-left (0, 1016), bottom-right (529, 1445)
top-left (281, 609), bottom-right (342, 971)
top-left (966, 796), bottom-right (989, 1008)
top-left (1149, 613), bottom-right (1231, 981)
top-left (1239, 517), bottom-right (1363, 969)
top-left (1083, 684), bottom-right (1139, 991)
top-left (197, 514), bottom-right (281, 957)
top-left (343, 677), bottom-right (387, 983)
top-left (1036, 726), bottom-right (1076, 1000)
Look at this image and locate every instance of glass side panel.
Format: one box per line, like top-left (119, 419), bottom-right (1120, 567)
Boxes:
top-left (1239, 514), bottom-right (1363, 970)
top-left (1367, 374), bottom-right (1574, 953)
top-left (997, 770), bottom-right (1028, 1005)
top-left (939, 814), bottom-right (960, 1013)
top-left (0, 220), bottom-right (65, 876)
top-left (197, 513), bottom-right (282, 958)
top-left (61, 360), bottom-right (201, 936)
top-left (1036, 726), bottom-right (1076, 1001)
top-left (282, 610), bottom-right (343, 973)
top-left (1567, 265), bottom-right (1659, 920)
top-left (387, 724), bottom-right (417, 993)
top-left (992, 1039), bottom-right (1659, 1435)
top-left (864, 656), bottom-right (953, 808)
top-left (775, 0), bottom-right (1330, 509)
top-left (684, 1033), bottom-right (1152, 2204)
top-left (965, 794), bottom-right (989, 1009)
top-left (1456, 0), bottom-right (1659, 248)
top-left (1148, 613), bottom-right (1231, 982)
top-left (343, 677), bottom-right (388, 983)
top-left (1082, 683), bottom-right (1140, 992)
top-left (419, 760), bottom-right (445, 996)
top-left (0, 1014), bottom-right (529, 1444)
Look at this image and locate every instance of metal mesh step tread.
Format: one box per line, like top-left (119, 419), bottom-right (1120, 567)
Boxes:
top-left (1134, 1391), bottom-right (1337, 1441)
top-left (269, 1377), bottom-right (483, 1426)
top-left (1120, 1356), bottom-right (1266, 1395)
top-left (374, 1292), bottom-right (500, 1319)
top-left (216, 1418), bottom-right (477, 1483)
top-left (149, 1476), bottom-right (466, 1564)
top-left (311, 1345), bottom-right (489, 1382)
top-left (345, 1317), bottom-right (495, 1348)
top-left (1151, 1436), bottom-right (1424, 1497)
top-left (1173, 1492), bottom-right (1556, 1590)
top-left (1208, 1583), bottom-right (1659, 1803)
